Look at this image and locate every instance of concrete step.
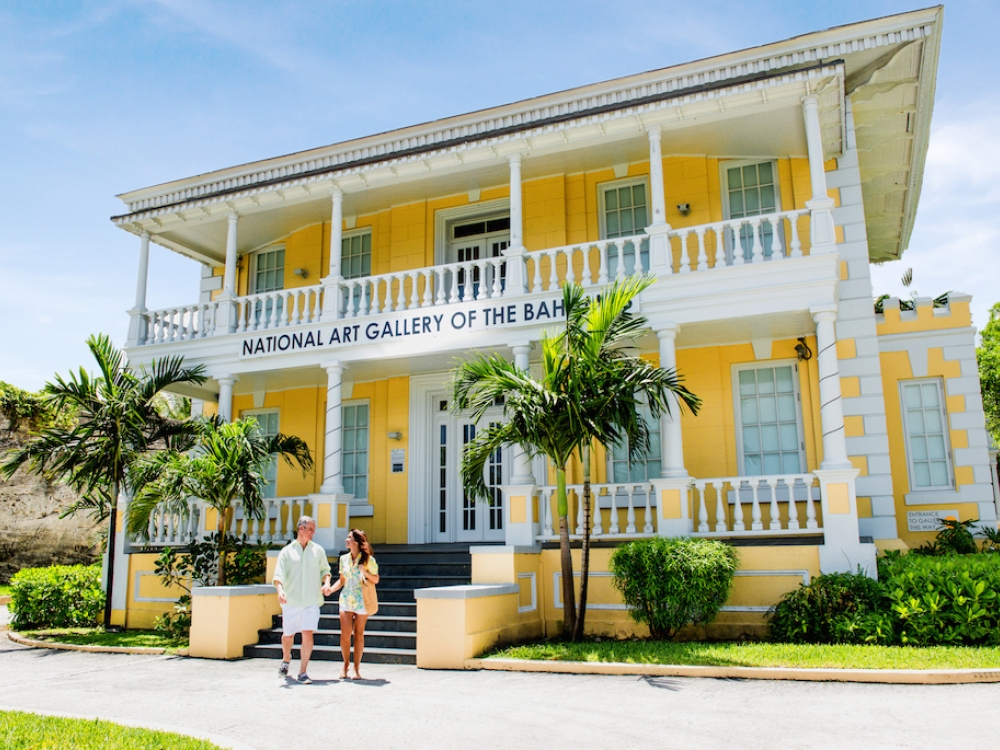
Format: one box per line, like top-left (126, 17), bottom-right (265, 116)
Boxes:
top-left (319, 602), bottom-right (416, 617)
top-left (256, 628), bottom-right (416, 651)
top-left (244, 642), bottom-right (416, 665)
top-left (272, 613), bottom-right (416, 633)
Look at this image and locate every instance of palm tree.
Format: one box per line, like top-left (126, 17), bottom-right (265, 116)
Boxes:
top-left (454, 275), bottom-right (701, 639)
top-left (127, 417), bottom-right (314, 585)
top-left (1, 334), bottom-right (207, 629)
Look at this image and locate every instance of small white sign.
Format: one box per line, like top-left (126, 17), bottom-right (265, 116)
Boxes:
top-left (907, 509), bottom-right (959, 533)
top-left (390, 448), bottom-right (405, 474)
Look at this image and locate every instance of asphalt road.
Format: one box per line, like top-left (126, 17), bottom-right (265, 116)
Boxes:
top-left (0, 635), bottom-right (994, 750)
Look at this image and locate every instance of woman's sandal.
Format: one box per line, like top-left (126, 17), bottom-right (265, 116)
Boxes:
top-left (339, 668), bottom-right (350, 680)
top-left (352, 669), bottom-right (364, 681)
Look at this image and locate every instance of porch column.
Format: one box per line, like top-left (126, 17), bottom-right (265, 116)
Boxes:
top-left (509, 342), bottom-right (535, 485)
top-left (811, 307), bottom-right (851, 470)
top-left (657, 325), bottom-right (686, 478)
top-left (126, 231), bottom-right (151, 347)
top-left (320, 361), bottom-right (346, 495)
top-left (645, 128), bottom-right (672, 274)
top-left (321, 188), bottom-right (345, 320)
top-left (217, 212), bottom-right (240, 333)
top-left (652, 325), bottom-right (691, 538)
top-left (801, 95), bottom-right (836, 251)
top-left (502, 154), bottom-right (527, 296)
top-left (217, 375), bottom-right (237, 422)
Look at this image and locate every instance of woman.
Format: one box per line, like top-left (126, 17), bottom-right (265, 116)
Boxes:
top-left (329, 528), bottom-right (380, 679)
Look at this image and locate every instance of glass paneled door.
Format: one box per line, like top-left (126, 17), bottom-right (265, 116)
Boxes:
top-left (432, 398), bottom-right (506, 543)
top-left (448, 216), bottom-right (509, 300)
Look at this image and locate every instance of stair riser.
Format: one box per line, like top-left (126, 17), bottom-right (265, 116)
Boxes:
top-left (256, 632), bottom-right (415, 650)
top-left (317, 604), bottom-right (416, 617)
top-left (375, 564), bottom-right (471, 577)
top-left (244, 645), bottom-right (415, 665)
top-left (273, 615), bottom-right (416, 632)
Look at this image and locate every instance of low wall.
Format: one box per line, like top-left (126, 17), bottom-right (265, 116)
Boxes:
top-left (189, 584), bottom-right (280, 659)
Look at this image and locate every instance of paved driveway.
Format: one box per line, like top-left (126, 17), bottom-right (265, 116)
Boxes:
top-left (0, 636), bottom-right (993, 749)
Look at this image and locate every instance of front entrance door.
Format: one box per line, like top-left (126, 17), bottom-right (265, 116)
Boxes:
top-left (432, 397), bottom-right (506, 543)
top-left (448, 216), bottom-right (509, 300)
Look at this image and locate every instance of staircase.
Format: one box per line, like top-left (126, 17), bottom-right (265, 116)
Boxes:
top-left (243, 545), bottom-right (474, 665)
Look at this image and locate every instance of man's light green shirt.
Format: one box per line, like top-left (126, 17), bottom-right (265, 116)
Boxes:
top-left (272, 539), bottom-right (331, 608)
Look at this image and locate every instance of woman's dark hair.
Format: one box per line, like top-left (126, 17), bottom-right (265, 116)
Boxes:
top-left (350, 528), bottom-right (373, 568)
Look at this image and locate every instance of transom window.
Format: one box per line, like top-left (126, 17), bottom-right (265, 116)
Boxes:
top-left (342, 230), bottom-right (372, 280)
top-left (245, 410), bottom-right (280, 498)
top-left (901, 380), bottom-right (952, 490)
top-left (734, 363), bottom-right (804, 476)
top-left (342, 403), bottom-right (370, 500)
top-left (722, 161), bottom-right (782, 262)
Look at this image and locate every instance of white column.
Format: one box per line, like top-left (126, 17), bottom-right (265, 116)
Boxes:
top-left (502, 154), bottom-right (527, 296)
top-left (647, 127), bottom-right (667, 228)
top-left (217, 375), bottom-right (236, 422)
top-left (509, 342), bottom-right (535, 484)
top-left (126, 231), bottom-right (151, 347)
top-left (657, 326), bottom-right (686, 478)
top-left (812, 308), bottom-right (851, 469)
top-left (320, 362), bottom-right (346, 494)
top-left (801, 95), bottom-right (837, 250)
top-left (221, 213), bottom-right (239, 298)
top-left (322, 188), bottom-right (345, 320)
top-left (134, 231), bottom-right (150, 309)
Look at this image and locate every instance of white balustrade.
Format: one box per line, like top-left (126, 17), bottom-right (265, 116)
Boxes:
top-left (534, 482), bottom-right (657, 542)
top-left (144, 302), bottom-right (220, 345)
top-left (667, 208), bottom-right (807, 272)
top-left (235, 286), bottom-right (324, 334)
top-left (143, 498), bottom-right (202, 546)
top-left (526, 235), bottom-right (648, 293)
top-left (690, 474), bottom-right (821, 536)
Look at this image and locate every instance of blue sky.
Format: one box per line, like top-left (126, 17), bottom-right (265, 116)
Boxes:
top-left (2, 1), bottom-right (997, 388)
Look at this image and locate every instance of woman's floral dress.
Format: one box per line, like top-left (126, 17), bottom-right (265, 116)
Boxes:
top-left (339, 552), bottom-right (378, 614)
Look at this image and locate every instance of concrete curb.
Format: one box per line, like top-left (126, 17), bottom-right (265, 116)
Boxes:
top-left (469, 658), bottom-right (1000, 685)
top-left (0, 705), bottom-right (257, 750)
top-left (7, 631), bottom-right (167, 655)
top-left (0, 596), bottom-right (11, 606)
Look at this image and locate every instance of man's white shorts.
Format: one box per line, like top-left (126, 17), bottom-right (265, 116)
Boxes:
top-left (281, 605), bottom-right (321, 636)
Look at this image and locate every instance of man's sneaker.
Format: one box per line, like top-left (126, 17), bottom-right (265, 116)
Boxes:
top-left (296, 673), bottom-right (312, 684)
top-left (278, 661), bottom-right (289, 677)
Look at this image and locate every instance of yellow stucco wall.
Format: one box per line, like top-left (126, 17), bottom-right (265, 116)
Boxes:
top-left (124, 552), bottom-right (186, 631)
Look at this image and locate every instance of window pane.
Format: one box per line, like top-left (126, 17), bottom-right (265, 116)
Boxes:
top-left (777, 394), bottom-right (796, 421)
top-left (728, 168), bottom-right (742, 190)
top-left (758, 369), bottom-right (775, 394)
top-left (904, 385), bottom-right (921, 408)
top-left (759, 397), bottom-right (777, 423)
top-left (634, 206), bottom-right (648, 228)
top-left (922, 383), bottom-right (939, 407)
top-left (633, 184), bottom-right (646, 205)
top-left (780, 423), bottom-right (798, 451)
top-left (929, 462), bottom-right (948, 485)
top-left (745, 189), bottom-right (760, 213)
top-left (741, 398), bottom-right (758, 424)
top-left (914, 462), bottom-right (931, 487)
top-left (927, 435), bottom-right (946, 460)
top-left (606, 190), bottom-right (618, 210)
top-left (758, 161), bottom-right (773, 184)
top-left (743, 426), bottom-right (760, 452)
top-left (775, 367), bottom-right (793, 392)
top-left (760, 185), bottom-right (776, 211)
top-left (621, 212), bottom-right (634, 233)
top-left (908, 410), bottom-right (925, 434)
top-left (730, 192), bottom-right (744, 215)
top-left (743, 165), bottom-right (757, 187)
top-left (739, 370), bottom-right (756, 395)
top-left (744, 454), bottom-right (761, 474)
top-left (782, 452), bottom-right (801, 473)
top-left (763, 453), bottom-right (782, 473)
top-left (607, 213), bottom-right (619, 236)
top-left (761, 425), bottom-right (779, 451)
top-left (619, 188), bottom-right (632, 208)
top-left (911, 436), bottom-right (927, 460)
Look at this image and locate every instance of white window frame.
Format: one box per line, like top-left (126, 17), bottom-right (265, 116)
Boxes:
top-left (732, 360), bottom-right (806, 477)
top-left (341, 228), bottom-right (372, 280)
top-left (900, 379), bottom-right (954, 492)
top-left (597, 176), bottom-right (651, 240)
top-left (342, 400), bottom-right (371, 502)
top-left (720, 160), bottom-right (784, 263)
top-left (244, 408), bottom-right (281, 498)
top-left (433, 197), bottom-right (510, 265)
top-left (249, 244), bottom-right (286, 295)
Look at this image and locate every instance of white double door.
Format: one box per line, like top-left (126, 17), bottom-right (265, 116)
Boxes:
top-left (431, 399), bottom-right (507, 543)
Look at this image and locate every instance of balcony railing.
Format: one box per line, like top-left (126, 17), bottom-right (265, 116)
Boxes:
top-left (531, 471), bottom-right (823, 543)
top-left (134, 208), bottom-right (812, 347)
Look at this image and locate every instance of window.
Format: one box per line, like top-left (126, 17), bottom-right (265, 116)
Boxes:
top-left (342, 403), bottom-right (370, 500)
top-left (450, 215), bottom-right (509, 299)
top-left (341, 231), bottom-right (372, 280)
top-left (734, 363), bottom-right (804, 476)
top-left (250, 246), bottom-right (285, 324)
top-left (901, 380), bottom-right (952, 490)
top-left (722, 161), bottom-right (782, 262)
top-left (608, 399), bottom-right (661, 483)
top-left (599, 178), bottom-right (649, 275)
top-left (246, 410), bottom-right (280, 498)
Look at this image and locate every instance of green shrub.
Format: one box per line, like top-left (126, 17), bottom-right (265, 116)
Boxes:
top-left (768, 572), bottom-right (888, 645)
top-left (880, 553), bottom-right (1000, 646)
top-left (9, 564), bottom-right (102, 629)
top-left (609, 537), bottom-right (738, 639)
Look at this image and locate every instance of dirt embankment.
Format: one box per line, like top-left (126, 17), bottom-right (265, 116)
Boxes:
top-left (0, 426), bottom-right (100, 583)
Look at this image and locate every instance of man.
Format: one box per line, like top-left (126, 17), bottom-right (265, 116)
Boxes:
top-left (272, 515), bottom-right (333, 684)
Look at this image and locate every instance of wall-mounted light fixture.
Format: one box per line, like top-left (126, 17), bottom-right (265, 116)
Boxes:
top-left (293, 268), bottom-right (309, 278)
top-left (677, 203), bottom-right (691, 217)
top-left (795, 337), bottom-right (813, 361)
top-left (387, 431), bottom-right (403, 440)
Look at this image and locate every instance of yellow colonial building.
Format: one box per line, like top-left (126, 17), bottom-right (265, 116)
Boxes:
top-left (106, 7), bottom-right (999, 661)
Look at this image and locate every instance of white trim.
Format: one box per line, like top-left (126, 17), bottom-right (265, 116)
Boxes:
top-left (433, 197), bottom-right (510, 265)
top-left (518, 572), bottom-right (537, 613)
top-left (899, 378), bottom-right (954, 492)
top-left (133, 571), bottom-right (181, 604)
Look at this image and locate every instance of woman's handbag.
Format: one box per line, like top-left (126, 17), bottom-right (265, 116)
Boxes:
top-left (361, 566), bottom-right (379, 616)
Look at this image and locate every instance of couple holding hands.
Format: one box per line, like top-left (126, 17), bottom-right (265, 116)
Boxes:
top-left (272, 518), bottom-right (379, 683)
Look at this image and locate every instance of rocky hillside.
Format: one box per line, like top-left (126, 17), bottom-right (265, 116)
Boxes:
top-left (0, 425), bottom-right (99, 583)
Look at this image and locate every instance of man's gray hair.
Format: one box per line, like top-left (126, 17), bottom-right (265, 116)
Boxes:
top-left (297, 515), bottom-right (316, 529)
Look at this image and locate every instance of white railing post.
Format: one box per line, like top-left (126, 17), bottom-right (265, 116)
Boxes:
top-left (126, 231), bottom-right (151, 347)
top-left (217, 213), bottom-right (240, 334)
top-left (502, 154), bottom-right (528, 297)
top-left (802, 95), bottom-right (837, 253)
top-left (321, 188), bottom-right (345, 322)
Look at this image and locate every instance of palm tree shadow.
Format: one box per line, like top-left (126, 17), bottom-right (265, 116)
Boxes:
top-left (640, 676), bottom-right (684, 691)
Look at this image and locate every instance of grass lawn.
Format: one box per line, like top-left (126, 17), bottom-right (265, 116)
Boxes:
top-left (18, 628), bottom-right (187, 652)
top-left (0, 585), bottom-right (11, 597)
top-left (0, 711), bottom-right (222, 749)
top-left (487, 640), bottom-right (1000, 670)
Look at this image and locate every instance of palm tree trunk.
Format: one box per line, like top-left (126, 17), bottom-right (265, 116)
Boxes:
top-left (216, 510), bottom-right (228, 587)
top-left (102, 478), bottom-right (120, 630)
top-left (573, 445), bottom-right (592, 642)
top-left (555, 468), bottom-right (576, 638)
